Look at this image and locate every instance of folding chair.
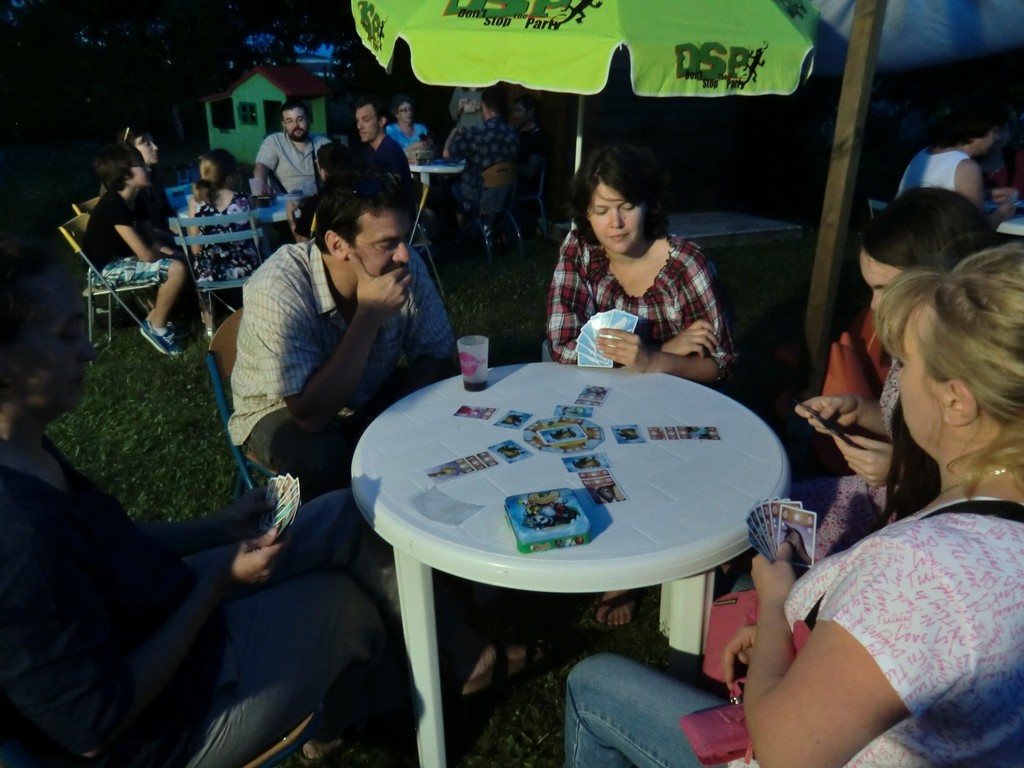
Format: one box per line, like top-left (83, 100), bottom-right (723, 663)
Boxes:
top-left (173, 210), bottom-right (264, 333)
top-left (71, 196), bottom-right (100, 216)
top-left (207, 309), bottom-right (276, 497)
top-left (58, 213), bottom-right (150, 343)
top-left (411, 180), bottom-right (445, 298)
top-left (165, 182), bottom-right (193, 214)
top-left (1, 708), bottom-right (320, 768)
top-left (516, 156), bottom-right (548, 238)
top-left (460, 161), bottom-right (525, 264)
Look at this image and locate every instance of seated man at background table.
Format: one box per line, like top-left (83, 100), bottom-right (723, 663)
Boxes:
top-left (287, 141), bottom-right (351, 242)
top-left (254, 100), bottom-right (332, 195)
top-left (443, 85), bottom-right (519, 220)
top-left (355, 95), bottom-right (414, 215)
top-left (228, 168), bottom-right (453, 499)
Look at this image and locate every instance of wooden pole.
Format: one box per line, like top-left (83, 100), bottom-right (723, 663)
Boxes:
top-left (802, 0), bottom-right (888, 393)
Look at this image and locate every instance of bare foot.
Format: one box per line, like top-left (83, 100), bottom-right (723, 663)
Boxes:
top-left (299, 737), bottom-right (344, 763)
top-left (594, 589), bottom-right (637, 626)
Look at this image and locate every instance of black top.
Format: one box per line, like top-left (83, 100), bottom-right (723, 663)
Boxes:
top-left (83, 192), bottom-right (135, 270)
top-left (368, 135), bottom-right (415, 213)
top-left (0, 448), bottom-right (225, 767)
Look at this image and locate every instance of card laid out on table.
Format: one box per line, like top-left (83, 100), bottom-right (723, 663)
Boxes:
top-left (494, 410), bottom-right (532, 429)
top-left (262, 474), bottom-right (301, 537)
top-left (562, 452), bottom-right (611, 472)
top-left (488, 440), bottom-right (533, 464)
top-left (575, 385), bottom-right (610, 406)
top-left (425, 451), bottom-right (499, 482)
top-left (554, 404), bottom-right (594, 419)
top-left (647, 425), bottom-right (721, 440)
top-left (576, 310), bottom-right (639, 368)
top-left (579, 469), bottom-right (627, 504)
top-left (746, 498), bottom-right (816, 569)
top-left (612, 424), bottom-right (645, 444)
top-left (454, 405), bottom-right (496, 420)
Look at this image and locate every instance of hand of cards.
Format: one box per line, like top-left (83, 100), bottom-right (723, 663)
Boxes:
top-left (260, 474), bottom-right (301, 539)
top-left (576, 310), bottom-right (639, 367)
top-left (747, 498), bottom-right (817, 568)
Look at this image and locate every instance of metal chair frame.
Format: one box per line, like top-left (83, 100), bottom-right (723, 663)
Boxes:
top-left (58, 213), bottom-right (150, 344)
top-left (173, 210), bottom-right (264, 331)
top-left (206, 309), bottom-right (276, 497)
top-left (516, 155), bottom-right (548, 238)
top-left (411, 181), bottom-right (445, 298)
top-left (71, 196), bottom-right (100, 216)
top-left (460, 161), bottom-right (525, 264)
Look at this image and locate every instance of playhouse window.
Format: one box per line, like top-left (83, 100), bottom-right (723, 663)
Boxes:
top-left (239, 102), bottom-right (257, 125)
top-left (210, 100), bottom-right (235, 130)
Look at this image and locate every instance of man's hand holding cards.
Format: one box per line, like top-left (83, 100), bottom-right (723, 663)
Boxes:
top-left (261, 474), bottom-right (301, 541)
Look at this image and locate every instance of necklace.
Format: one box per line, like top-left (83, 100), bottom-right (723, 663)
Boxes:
top-left (939, 467), bottom-right (1008, 496)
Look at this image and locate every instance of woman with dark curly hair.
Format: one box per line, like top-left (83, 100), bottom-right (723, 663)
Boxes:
top-left (546, 143), bottom-right (736, 387)
top-left (545, 144), bottom-right (736, 626)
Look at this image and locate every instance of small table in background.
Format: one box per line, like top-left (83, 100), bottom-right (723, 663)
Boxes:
top-left (409, 160), bottom-right (465, 186)
top-left (351, 362), bottom-right (789, 768)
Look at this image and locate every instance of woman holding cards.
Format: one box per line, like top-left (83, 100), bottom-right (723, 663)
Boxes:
top-left (564, 244), bottom-right (1024, 767)
top-left (546, 143), bottom-right (736, 625)
top-left (546, 143), bottom-right (736, 385)
top-left (0, 235), bottom-right (402, 765)
top-left (793, 188), bottom-right (991, 558)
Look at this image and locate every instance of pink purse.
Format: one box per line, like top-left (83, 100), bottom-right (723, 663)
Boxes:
top-left (702, 590), bottom-right (759, 683)
top-left (678, 684), bottom-right (754, 766)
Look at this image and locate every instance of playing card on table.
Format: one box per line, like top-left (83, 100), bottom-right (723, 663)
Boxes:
top-left (562, 452), bottom-right (611, 472)
top-left (554, 404), bottom-right (594, 419)
top-left (580, 469), bottom-right (627, 504)
top-left (611, 424), bottom-right (645, 444)
top-left (575, 385), bottom-right (609, 406)
top-left (494, 410), bottom-right (531, 429)
top-left (454, 405), bottom-right (496, 419)
top-left (488, 439), bottom-right (532, 464)
top-left (425, 460), bottom-right (465, 482)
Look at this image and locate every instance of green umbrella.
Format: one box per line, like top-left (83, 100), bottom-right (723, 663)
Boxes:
top-left (352, 0), bottom-right (817, 97)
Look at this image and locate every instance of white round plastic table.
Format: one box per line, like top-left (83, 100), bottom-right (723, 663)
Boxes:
top-left (409, 160), bottom-right (465, 186)
top-left (351, 362), bottom-right (789, 768)
top-left (997, 215), bottom-right (1024, 236)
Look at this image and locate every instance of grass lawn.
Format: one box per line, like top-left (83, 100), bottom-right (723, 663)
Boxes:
top-left (0, 140), bottom-right (867, 767)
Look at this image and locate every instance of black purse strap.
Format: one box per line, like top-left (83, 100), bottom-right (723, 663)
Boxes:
top-left (803, 498), bottom-right (1023, 630)
top-left (921, 498), bottom-right (1024, 523)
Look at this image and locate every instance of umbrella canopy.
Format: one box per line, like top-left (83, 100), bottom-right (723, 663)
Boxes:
top-left (353, 0), bottom-right (817, 97)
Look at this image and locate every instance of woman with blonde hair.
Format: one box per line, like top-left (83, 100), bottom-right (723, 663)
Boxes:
top-left (187, 149), bottom-right (261, 334)
top-left (564, 243), bottom-right (1024, 767)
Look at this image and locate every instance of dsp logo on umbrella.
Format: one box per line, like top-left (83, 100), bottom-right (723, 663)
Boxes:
top-left (352, 0), bottom-right (817, 97)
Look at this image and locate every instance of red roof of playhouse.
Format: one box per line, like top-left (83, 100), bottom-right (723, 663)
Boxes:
top-left (200, 65), bottom-right (331, 102)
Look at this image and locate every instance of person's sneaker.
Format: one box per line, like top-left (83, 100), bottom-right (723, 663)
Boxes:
top-left (140, 321), bottom-right (183, 356)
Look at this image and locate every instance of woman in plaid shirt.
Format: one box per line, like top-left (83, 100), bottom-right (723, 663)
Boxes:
top-left (545, 143), bottom-right (737, 625)
top-left (546, 143), bottom-right (736, 385)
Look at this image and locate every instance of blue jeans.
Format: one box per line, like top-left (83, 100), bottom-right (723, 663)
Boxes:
top-left (564, 653), bottom-right (727, 768)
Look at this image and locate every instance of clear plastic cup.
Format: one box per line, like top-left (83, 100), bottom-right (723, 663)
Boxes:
top-left (457, 335), bottom-right (489, 391)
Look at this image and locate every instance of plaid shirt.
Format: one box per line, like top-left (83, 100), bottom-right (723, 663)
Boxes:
top-left (546, 230), bottom-right (737, 374)
top-left (228, 241), bottom-right (453, 445)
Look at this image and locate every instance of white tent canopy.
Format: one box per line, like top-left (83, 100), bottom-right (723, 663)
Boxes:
top-left (814, 0), bottom-right (1024, 74)
top-left (802, 0), bottom-right (1024, 392)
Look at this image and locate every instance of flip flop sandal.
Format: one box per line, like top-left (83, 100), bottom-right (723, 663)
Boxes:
top-left (460, 638), bottom-right (549, 697)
